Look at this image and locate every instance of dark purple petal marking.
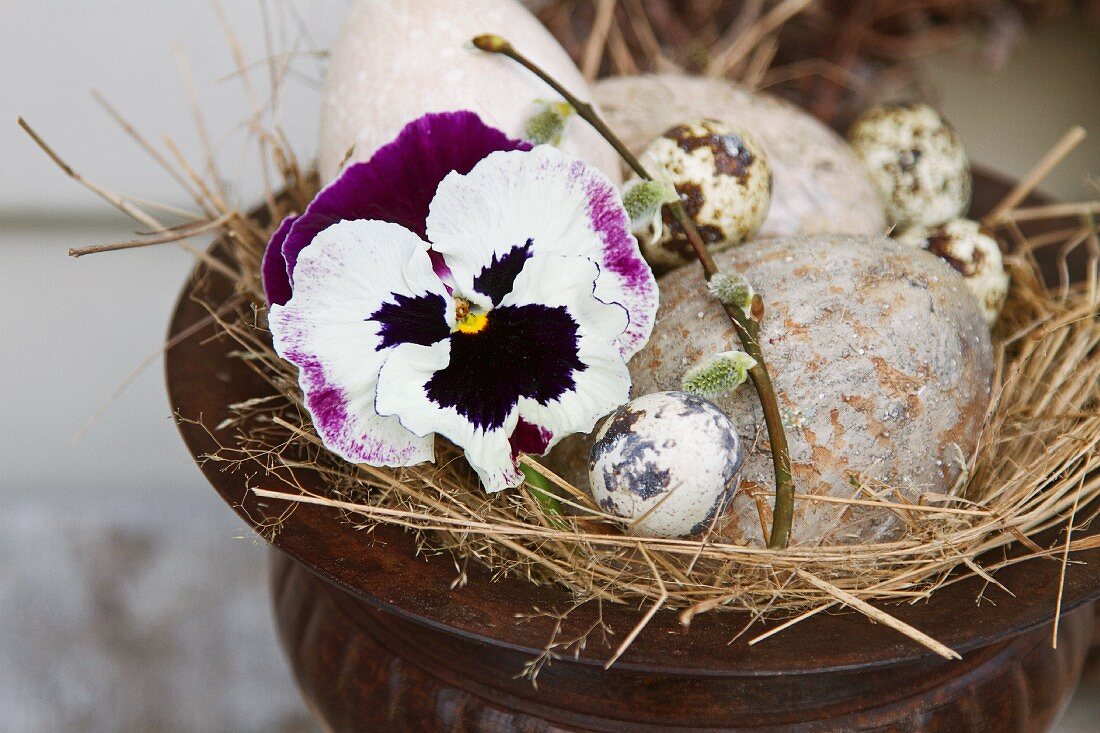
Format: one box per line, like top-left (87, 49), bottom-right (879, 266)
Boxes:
top-left (290, 351), bottom-right (349, 439)
top-left (426, 304), bottom-right (585, 431)
top-left (585, 174), bottom-right (652, 296)
top-left (262, 215), bottom-right (298, 305)
top-left (510, 418), bottom-right (552, 460)
top-left (280, 111), bottom-right (530, 293)
top-left (472, 238), bottom-right (533, 306)
top-left (428, 249), bottom-right (454, 286)
top-left (582, 169), bottom-right (659, 356)
top-left (369, 292), bottom-right (450, 350)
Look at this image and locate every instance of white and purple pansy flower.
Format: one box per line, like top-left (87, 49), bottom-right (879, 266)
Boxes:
top-left (264, 111), bottom-right (658, 492)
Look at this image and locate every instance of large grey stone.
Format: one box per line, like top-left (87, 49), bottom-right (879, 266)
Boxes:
top-left (551, 235), bottom-right (993, 546)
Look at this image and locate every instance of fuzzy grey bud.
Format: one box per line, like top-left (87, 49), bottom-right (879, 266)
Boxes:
top-left (622, 176), bottom-right (678, 243)
top-left (681, 351), bottom-right (757, 398)
top-left (707, 271), bottom-right (755, 310)
top-left (524, 101), bottom-right (574, 146)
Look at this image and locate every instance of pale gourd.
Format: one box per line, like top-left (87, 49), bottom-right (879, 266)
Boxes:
top-left (318, 0), bottom-right (620, 184)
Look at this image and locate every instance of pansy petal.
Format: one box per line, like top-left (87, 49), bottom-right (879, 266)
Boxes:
top-left (270, 219), bottom-right (451, 466)
top-left (426, 145), bottom-right (657, 357)
top-left (281, 111), bottom-right (530, 289)
top-left (375, 342), bottom-right (523, 493)
top-left (262, 215), bottom-right (297, 306)
top-left (501, 255), bottom-right (631, 454)
top-left (499, 254), bottom-right (629, 345)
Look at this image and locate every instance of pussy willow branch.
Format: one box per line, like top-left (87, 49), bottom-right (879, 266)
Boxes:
top-left (474, 34), bottom-right (795, 549)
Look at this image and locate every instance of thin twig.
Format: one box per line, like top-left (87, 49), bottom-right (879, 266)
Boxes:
top-left (796, 570), bottom-right (960, 660)
top-left (705, 0), bottom-right (813, 77)
top-left (18, 117), bottom-right (164, 231)
top-left (69, 213), bottom-right (232, 257)
top-left (992, 201), bottom-right (1100, 225)
top-left (581, 0), bottom-right (617, 81)
top-left (471, 32), bottom-right (796, 550)
top-left (604, 545), bottom-right (667, 669)
top-left (1052, 451), bottom-right (1091, 648)
top-left (984, 126), bottom-right (1087, 224)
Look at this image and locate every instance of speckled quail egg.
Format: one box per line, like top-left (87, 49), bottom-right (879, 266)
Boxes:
top-left (848, 103), bottom-right (971, 230)
top-left (897, 219), bottom-right (1009, 325)
top-left (588, 391), bottom-right (744, 538)
top-left (629, 119), bottom-right (772, 271)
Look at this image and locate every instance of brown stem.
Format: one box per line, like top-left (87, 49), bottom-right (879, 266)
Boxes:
top-left (666, 207), bottom-right (794, 549)
top-left (474, 34), bottom-right (795, 549)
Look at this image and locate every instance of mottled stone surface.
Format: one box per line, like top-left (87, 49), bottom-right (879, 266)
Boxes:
top-left (551, 235), bottom-right (993, 546)
top-left (897, 218), bottom-right (1009, 326)
top-left (318, 0), bottom-right (620, 184)
top-left (848, 103), bottom-right (971, 230)
top-left (589, 391), bottom-right (744, 538)
top-left (594, 74), bottom-right (886, 242)
top-left (630, 119), bottom-right (772, 269)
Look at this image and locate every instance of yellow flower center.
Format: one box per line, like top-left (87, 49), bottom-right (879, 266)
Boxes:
top-left (454, 298), bottom-right (489, 335)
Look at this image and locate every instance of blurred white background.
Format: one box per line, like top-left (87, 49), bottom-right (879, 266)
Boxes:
top-left (0, 2), bottom-right (1097, 731)
top-left (1, 3), bottom-right (346, 731)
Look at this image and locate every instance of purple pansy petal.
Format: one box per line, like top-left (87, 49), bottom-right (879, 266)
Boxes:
top-left (280, 111), bottom-right (530, 292)
top-left (370, 291), bottom-right (451, 350)
top-left (471, 238), bottom-right (533, 307)
top-left (375, 341), bottom-right (523, 493)
top-left (425, 145), bottom-right (657, 357)
top-left (425, 302), bottom-right (585, 431)
top-left (502, 255), bottom-right (631, 456)
top-left (262, 215), bottom-right (297, 306)
top-left (583, 169), bottom-right (660, 359)
top-left (509, 419), bottom-right (553, 460)
top-left (269, 219), bottom-right (451, 467)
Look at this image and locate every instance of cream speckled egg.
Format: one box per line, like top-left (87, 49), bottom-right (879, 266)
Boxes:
top-left (589, 391), bottom-right (744, 538)
top-left (317, 0), bottom-right (619, 184)
top-left (897, 219), bottom-right (1009, 326)
top-left (594, 74), bottom-right (886, 241)
top-left (629, 119), bottom-right (772, 270)
top-left (549, 235), bottom-right (993, 546)
top-left (848, 103), bottom-right (971, 230)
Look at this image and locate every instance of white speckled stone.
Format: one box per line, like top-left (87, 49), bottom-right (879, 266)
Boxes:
top-left (589, 391), bottom-right (744, 538)
top-left (629, 119), bottom-right (772, 269)
top-left (593, 74), bottom-right (887, 242)
top-left (550, 235), bottom-right (993, 546)
top-left (897, 219), bottom-right (1009, 326)
top-left (848, 103), bottom-right (971, 230)
top-left (318, 0), bottom-right (620, 184)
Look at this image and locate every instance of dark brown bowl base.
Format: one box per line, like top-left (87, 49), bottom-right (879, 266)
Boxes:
top-left (272, 553), bottom-right (1093, 732)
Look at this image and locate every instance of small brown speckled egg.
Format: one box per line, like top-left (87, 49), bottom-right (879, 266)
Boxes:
top-left (848, 104), bottom-right (970, 230)
top-left (589, 391), bottom-right (744, 538)
top-left (897, 219), bottom-right (1009, 326)
top-left (629, 119), bottom-right (772, 270)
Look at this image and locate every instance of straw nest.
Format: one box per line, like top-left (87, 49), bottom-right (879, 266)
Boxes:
top-left (205, 182), bottom-right (1100, 659)
top-left (23, 1), bottom-right (1099, 661)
